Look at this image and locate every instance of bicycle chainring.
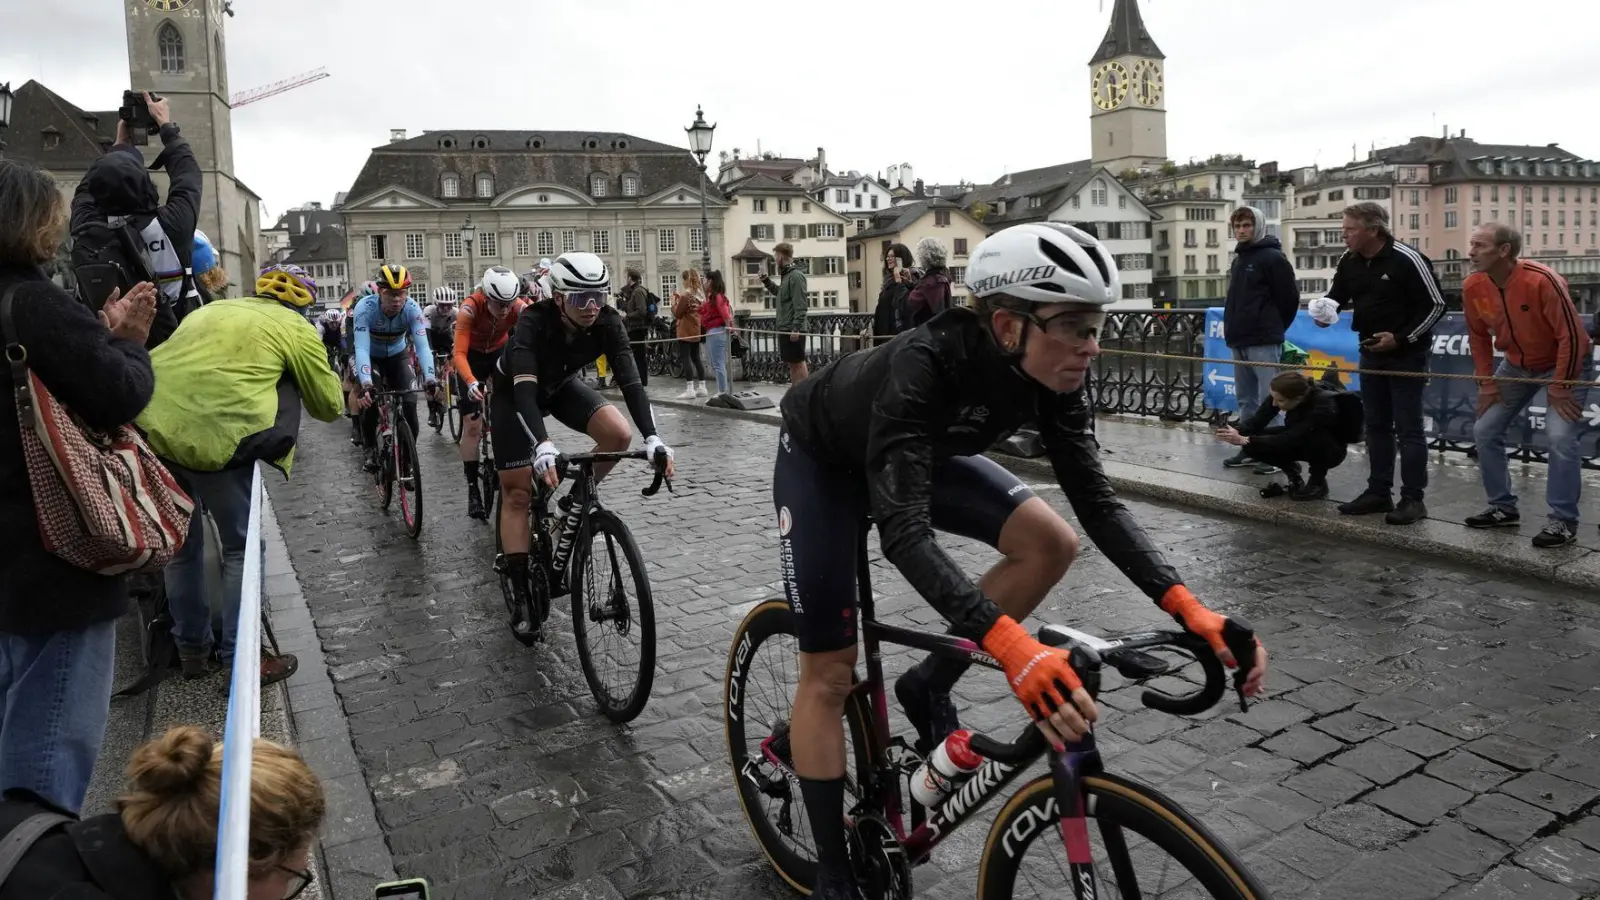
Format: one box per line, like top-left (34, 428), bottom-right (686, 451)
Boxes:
top-left (847, 813), bottom-right (912, 900)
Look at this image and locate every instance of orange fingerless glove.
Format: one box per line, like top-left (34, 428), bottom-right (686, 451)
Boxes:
top-left (1159, 585), bottom-right (1234, 667)
top-left (982, 615), bottom-right (1083, 720)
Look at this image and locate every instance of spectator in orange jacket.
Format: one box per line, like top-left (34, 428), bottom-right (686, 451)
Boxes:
top-left (1463, 223), bottom-right (1594, 547)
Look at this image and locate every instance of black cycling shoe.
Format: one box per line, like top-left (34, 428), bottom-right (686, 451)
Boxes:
top-left (466, 485), bottom-right (486, 520)
top-left (895, 667), bottom-right (961, 756)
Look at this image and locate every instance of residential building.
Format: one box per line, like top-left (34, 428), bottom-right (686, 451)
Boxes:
top-left (262, 201), bottom-right (340, 262)
top-left (339, 129), bottom-right (725, 305)
top-left (1088, 0), bottom-right (1168, 175)
top-left (846, 200), bottom-right (990, 312)
top-left (287, 228), bottom-right (350, 308)
top-left (1130, 157), bottom-right (1260, 306)
top-left (958, 161), bottom-right (1157, 307)
top-left (2, 0), bottom-right (263, 283)
top-left (814, 171), bottom-right (896, 220)
top-left (715, 147), bottom-right (827, 190)
top-left (720, 174), bottom-right (850, 317)
top-left (1280, 166), bottom-right (1396, 302)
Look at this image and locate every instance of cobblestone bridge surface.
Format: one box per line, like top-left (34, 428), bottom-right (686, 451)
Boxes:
top-left (269, 404), bottom-right (1600, 900)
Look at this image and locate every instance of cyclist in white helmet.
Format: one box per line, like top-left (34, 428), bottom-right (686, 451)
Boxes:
top-left (452, 267), bottom-right (530, 519)
top-left (489, 251), bottom-right (672, 640)
top-left (770, 223), bottom-right (1269, 899)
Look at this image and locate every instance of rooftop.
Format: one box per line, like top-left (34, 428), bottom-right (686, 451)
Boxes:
top-left (1090, 0), bottom-right (1165, 64)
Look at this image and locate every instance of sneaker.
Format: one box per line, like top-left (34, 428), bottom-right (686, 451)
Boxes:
top-left (1338, 491), bottom-right (1394, 515)
top-left (1464, 507), bottom-right (1520, 529)
top-left (1222, 451), bottom-right (1253, 469)
top-left (1385, 498), bottom-right (1428, 526)
top-left (694, 381), bottom-right (709, 399)
top-left (467, 485), bottom-right (486, 520)
top-left (1533, 521), bottom-right (1578, 548)
top-left (1252, 462), bottom-right (1280, 475)
top-left (1291, 480), bottom-right (1329, 501)
top-left (895, 667), bottom-right (961, 756)
top-left (675, 385), bottom-right (697, 400)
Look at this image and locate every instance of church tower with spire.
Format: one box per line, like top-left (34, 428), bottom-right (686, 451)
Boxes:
top-left (1088, 0), bottom-right (1167, 175)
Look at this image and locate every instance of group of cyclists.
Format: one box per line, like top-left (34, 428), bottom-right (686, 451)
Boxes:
top-left (311, 223), bottom-right (1268, 900)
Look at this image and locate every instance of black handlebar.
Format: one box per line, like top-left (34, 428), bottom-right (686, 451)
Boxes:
top-left (554, 448), bottom-right (674, 497)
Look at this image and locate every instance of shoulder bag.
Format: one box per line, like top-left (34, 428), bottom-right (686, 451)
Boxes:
top-left (1, 285), bottom-right (194, 576)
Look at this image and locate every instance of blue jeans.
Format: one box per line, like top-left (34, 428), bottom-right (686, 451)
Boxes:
top-left (706, 327), bottom-right (731, 395)
top-left (1232, 344), bottom-right (1280, 424)
top-left (1361, 348), bottom-right (1430, 501)
top-left (164, 464), bottom-right (254, 665)
top-left (1473, 361), bottom-right (1594, 525)
top-left (0, 620), bottom-right (117, 813)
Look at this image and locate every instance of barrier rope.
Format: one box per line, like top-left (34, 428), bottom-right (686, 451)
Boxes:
top-left (668, 324), bottom-right (1600, 390)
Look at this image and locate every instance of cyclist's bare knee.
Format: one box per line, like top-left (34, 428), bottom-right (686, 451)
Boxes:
top-left (1001, 498), bottom-right (1079, 583)
top-left (797, 647), bottom-right (858, 707)
top-left (500, 472), bottom-right (532, 511)
top-left (587, 405), bottom-right (632, 452)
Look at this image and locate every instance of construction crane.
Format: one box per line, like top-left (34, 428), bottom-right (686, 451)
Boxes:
top-left (230, 67), bottom-right (330, 109)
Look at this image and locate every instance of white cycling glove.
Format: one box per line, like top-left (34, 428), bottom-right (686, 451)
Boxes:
top-left (643, 435), bottom-right (674, 462)
top-left (533, 440), bottom-right (560, 478)
top-left (467, 380), bottom-right (485, 402)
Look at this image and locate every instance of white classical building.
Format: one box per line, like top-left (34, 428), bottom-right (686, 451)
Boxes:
top-left (340, 130), bottom-right (726, 302)
top-left (720, 174), bottom-right (851, 316)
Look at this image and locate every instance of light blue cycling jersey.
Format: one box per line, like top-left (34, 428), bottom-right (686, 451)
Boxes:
top-left (351, 293), bottom-right (436, 386)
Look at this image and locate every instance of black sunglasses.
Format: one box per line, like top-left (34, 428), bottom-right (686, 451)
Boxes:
top-left (278, 863), bottom-right (315, 899)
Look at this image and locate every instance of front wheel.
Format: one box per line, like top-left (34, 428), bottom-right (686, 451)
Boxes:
top-left (447, 374), bottom-right (464, 443)
top-left (570, 509), bottom-right (656, 723)
top-left (724, 599), bottom-right (877, 895)
top-left (394, 418), bottom-right (423, 538)
top-left (978, 772), bottom-right (1272, 900)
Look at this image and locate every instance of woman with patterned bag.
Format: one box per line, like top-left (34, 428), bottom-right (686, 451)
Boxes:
top-left (0, 159), bottom-right (170, 814)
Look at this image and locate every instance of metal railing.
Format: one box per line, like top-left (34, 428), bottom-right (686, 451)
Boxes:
top-left (214, 464), bottom-right (265, 900)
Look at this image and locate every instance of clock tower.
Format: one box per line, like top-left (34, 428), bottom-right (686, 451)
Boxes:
top-left (1088, 0), bottom-right (1167, 175)
top-left (124, 0), bottom-right (255, 281)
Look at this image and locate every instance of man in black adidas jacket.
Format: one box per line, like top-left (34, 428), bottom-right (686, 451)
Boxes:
top-left (69, 92), bottom-right (202, 348)
top-left (1321, 201), bottom-right (1445, 526)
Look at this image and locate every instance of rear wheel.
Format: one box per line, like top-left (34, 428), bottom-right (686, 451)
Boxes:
top-left (478, 423), bottom-right (498, 514)
top-left (395, 418), bottom-right (423, 538)
top-left (447, 373), bottom-right (463, 443)
top-left (724, 599), bottom-right (876, 895)
top-left (978, 773), bottom-right (1269, 900)
top-left (569, 509), bottom-right (655, 723)
top-left (376, 421), bottom-right (394, 511)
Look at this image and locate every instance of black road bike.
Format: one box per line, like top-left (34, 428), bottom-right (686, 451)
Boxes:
top-left (724, 523), bottom-right (1271, 899)
top-left (494, 449), bottom-right (672, 722)
top-left (367, 389), bottom-right (424, 539)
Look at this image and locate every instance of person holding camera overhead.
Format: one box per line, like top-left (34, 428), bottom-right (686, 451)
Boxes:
top-left (68, 92), bottom-right (202, 348)
top-left (1318, 202), bottom-right (1445, 526)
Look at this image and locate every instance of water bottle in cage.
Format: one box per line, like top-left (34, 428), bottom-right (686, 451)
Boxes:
top-left (909, 729), bottom-right (985, 808)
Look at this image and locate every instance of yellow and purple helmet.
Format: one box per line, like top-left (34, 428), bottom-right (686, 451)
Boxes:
top-left (256, 263), bottom-right (317, 308)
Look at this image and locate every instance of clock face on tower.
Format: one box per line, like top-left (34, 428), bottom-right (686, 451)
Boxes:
top-left (1132, 60), bottom-right (1164, 107)
top-left (1092, 62), bottom-right (1130, 111)
top-left (144, 0), bottom-right (193, 9)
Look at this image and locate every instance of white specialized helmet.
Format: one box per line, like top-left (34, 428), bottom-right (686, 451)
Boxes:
top-left (481, 266), bottom-right (520, 303)
top-left (547, 252), bottom-right (610, 295)
top-left (432, 285), bottom-right (459, 304)
top-left (964, 222), bottom-right (1120, 308)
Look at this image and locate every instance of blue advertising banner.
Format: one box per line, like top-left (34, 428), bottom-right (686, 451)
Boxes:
top-left (1203, 309), bottom-right (1600, 460)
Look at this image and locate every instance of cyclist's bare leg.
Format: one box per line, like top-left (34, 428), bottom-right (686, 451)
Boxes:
top-left (462, 412), bottom-right (483, 462)
top-left (498, 466), bottom-right (534, 554)
top-left (899, 497), bottom-right (1079, 752)
top-left (792, 645), bottom-right (859, 894)
top-left (583, 405), bottom-right (632, 482)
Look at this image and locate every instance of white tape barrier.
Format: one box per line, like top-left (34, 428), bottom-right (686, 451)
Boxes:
top-left (214, 464), bottom-right (264, 900)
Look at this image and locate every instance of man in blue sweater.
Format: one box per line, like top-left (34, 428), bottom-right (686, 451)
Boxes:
top-left (1222, 205), bottom-right (1299, 474)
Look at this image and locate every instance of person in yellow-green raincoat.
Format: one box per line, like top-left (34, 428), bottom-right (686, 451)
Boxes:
top-left (135, 264), bottom-right (343, 686)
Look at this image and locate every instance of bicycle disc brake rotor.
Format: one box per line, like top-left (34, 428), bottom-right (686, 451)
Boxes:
top-left (847, 813), bottom-right (912, 900)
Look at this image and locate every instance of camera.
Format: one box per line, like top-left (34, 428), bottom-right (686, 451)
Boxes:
top-left (119, 90), bottom-right (161, 140)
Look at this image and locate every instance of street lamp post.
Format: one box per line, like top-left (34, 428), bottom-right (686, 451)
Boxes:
top-left (0, 82), bottom-right (15, 159)
top-left (685, 105), bottom-right (717, 276)
top-left (460, 216), bottom-right (476, 294)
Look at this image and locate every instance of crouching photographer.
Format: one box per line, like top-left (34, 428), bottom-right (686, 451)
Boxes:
top-left (1216, 370), bottom-right (1360, 501)
top-left (68, 91), bottom-right (202, 348)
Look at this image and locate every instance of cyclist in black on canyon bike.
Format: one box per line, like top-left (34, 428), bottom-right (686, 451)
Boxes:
top-left (490, 251), bottom-right (674, 638)
top-left (772, 221), bottom-right (1269, 899)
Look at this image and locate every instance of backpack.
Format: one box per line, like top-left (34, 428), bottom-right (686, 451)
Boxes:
top-left (646, 290), bottom-right (662, 317)
top-left (1326, 385), bottom-right (1365, 444)
top-left (68, 215), bottom-right (182, 346)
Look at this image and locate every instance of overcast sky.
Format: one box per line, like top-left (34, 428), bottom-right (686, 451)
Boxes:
top-left (8, 0), bottom-right (1598, 222)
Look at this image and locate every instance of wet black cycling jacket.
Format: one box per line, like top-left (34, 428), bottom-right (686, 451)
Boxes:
top-left (779, 307), bottom-right (1183, 640)
top-left (499, 299), bottom-right (656, 443)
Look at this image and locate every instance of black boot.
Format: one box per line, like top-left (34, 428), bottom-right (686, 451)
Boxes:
top-left (1292, 477), bottom-right (1330, 500)
top-left (467, 483), bottom-right (486, 520)
top-left (505, 554), bottom-right (538, 639)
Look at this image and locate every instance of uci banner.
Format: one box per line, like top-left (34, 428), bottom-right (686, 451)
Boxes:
top-left (1203, 309), bottom-right (1600, 461)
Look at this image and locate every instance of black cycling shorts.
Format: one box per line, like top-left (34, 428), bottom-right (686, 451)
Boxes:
top-left (488, 374), bottom-right (609, 471)
top-left (772, 429), bottom-right (1036, 653)
top-left (779, 334), bottom-right (807, 364)
top-left (429, 329), bottom-right (454, 359)
top-left (363, 353), bottom-right (415, 394)
top-left (457, 349), bottom-right (498, 416)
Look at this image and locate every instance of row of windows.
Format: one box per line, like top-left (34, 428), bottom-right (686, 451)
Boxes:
top-left (1156, 254), bottom-right (1227, 275)
top-left (747, 223), bottom-right (845, 241)
top-left (368, 227), bottom-right (706, 261)
top-left (1412, 186), bottom-right (1600, 207)
top-left (751, 290), bottom-right (846, 311)
top-left (438, 172), bottom-right (647, 200)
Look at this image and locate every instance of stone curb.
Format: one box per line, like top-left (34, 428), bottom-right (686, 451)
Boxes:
top-left (632, 391), bottom-right (1598, 590)
top-left (261, 491), bottom-right (398, 900)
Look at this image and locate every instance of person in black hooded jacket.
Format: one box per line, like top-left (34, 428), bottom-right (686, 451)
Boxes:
top-left (1216, 370), bottom-right (1349, 500)
top-left (69, 93), bottom-right (202, 347)
top-left (872, 242), bottom-right (914, 340)
top-left (1221, 205), bottom-right (1299, 472)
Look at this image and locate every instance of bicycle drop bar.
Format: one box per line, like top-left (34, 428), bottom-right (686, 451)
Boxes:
top-left (556, 448), bottom-right (674, 497)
